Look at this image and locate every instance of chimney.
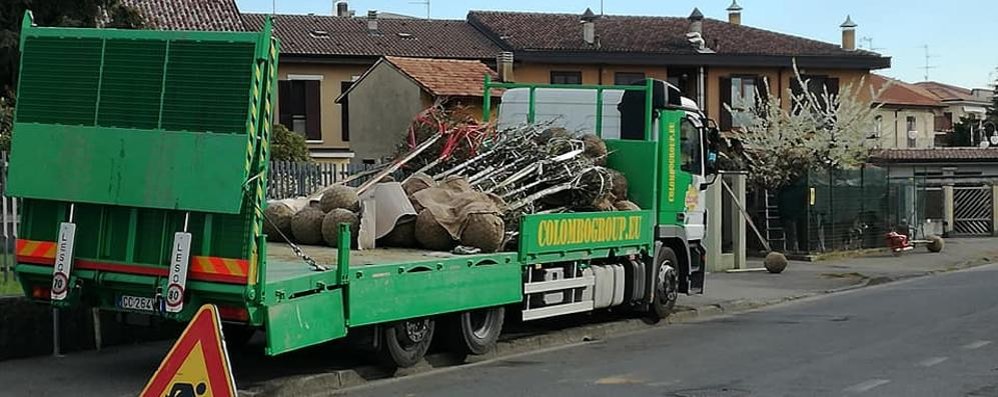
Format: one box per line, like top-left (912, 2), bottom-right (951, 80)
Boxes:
top-left (581, 7), bottom-right (597, 45)
top-left (497, 51), bottom-right (514, 82)
top-left (367, 10), bottom-right (378, 32)
top-left (840, 15), bottom-right (857, 51)
top-left (688, 8), bottom-right (704, 35)
top-left (726, 0), bottom-right (742, 25)
top-left (335, 1), bottom-right (348, 17)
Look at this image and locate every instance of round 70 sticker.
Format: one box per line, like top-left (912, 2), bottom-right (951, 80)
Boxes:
top-left (165, 283), bottom-right (185, 308)
top-left (51, 273), bottom-right (69, 295)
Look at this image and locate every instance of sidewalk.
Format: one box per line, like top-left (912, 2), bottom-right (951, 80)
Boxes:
top-left (685, 237), bottom-right (998, 313)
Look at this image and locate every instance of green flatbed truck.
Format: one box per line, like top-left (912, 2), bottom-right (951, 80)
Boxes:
top-left (10, 14), bottom-right (720, 367)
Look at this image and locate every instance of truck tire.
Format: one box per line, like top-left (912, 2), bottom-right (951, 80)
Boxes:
top-left (449, 307), bottom-right (505, 356)
top-left (379, 318), bottom-right (435, 368)
top-left (649, 247), bottom-right (680, 321)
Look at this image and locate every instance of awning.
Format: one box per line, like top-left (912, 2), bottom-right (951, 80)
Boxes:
top-left (964, 106), bottom-right (987, 114)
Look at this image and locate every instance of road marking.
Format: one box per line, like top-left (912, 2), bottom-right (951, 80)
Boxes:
top-left (962, 340), bottom-right (992, 350)
top-left (844, 379), bottom-right (890, 393)
top-left (918, 356), bottom-right (948, 367)
top-left (594, 375), bottom-right (644, 385)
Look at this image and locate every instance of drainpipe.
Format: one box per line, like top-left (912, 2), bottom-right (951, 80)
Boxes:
top-left (697, 66), bottom-right (705, 110)
top-left (894, 109), bottom-right (901, 149)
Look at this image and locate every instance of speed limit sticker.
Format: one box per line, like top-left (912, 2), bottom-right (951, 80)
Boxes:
top-left (51, 222), bottom-right (77, 300)
top-left (165, 232), bottom-right (192, 313)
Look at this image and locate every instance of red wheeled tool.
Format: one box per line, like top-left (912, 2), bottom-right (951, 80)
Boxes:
top-left (885, 228), bottom-right (945, 256)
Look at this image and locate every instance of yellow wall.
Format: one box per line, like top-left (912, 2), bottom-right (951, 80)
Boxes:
top-left (705, 67), bottom-right (869, 123)
top-left (514, 63), bottom-right (668, 85)
top-left (276, 62), bottom-right (371, 151)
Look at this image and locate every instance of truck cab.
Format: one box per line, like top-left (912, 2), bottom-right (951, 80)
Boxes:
top-left (492, 78), bottom-right (719, 295)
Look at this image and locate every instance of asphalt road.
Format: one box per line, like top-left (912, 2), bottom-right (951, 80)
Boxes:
top-left (344, 264), bottom-right (998, 397)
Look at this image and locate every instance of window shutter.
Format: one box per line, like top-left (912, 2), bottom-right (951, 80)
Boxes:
top-left (754, 75), bottom-right (769, 113)
top-left (304, 80), bottom-right (322, 141)
top-left (719, 76), bottom-right (732, 131)
top-left (278, 80), bottom-right (292, 128)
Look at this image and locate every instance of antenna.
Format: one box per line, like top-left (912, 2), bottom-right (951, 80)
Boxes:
top-left (859, 37), bottom-right (885, 52)
top-left (920, 44), bottom-right (938, 81)
top-left (408, 0), bottom-right (430, 19)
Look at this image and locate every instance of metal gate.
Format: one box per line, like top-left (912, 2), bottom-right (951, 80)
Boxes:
top-left (953, 186), bottom-right (993, 235)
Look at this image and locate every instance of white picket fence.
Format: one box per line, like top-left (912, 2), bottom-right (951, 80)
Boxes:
top-left (267, 161), bottom-right (377, 199)
top-left (0, 151), bottom-right (20, 293)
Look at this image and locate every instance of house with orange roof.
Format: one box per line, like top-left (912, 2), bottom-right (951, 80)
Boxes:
top-left (868, 74), bottom-right (946, 149)
top-left (334, 56), bottom-right (499, 164)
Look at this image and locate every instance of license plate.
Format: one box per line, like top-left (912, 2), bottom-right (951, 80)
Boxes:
top-left (118, 295), bottom-right (156, 312)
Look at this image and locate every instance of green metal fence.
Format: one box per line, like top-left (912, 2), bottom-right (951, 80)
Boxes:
top-left (770, 166), bottom-right (930, 254)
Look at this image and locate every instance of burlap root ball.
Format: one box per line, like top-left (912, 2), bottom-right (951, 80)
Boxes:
top-left (614, 200), bottom-right (641, 211)
top-left (321, 209), bottom-right (360, 247)
top-left (415, 210), bottom-right (455, 251)
top-left (763, 252), bottom-right (789, 274)
top-left (534, 127), bottom-right (570, 144)
top-left (459, 213), bottom-right (505, 253)
top-left (263, 202), bottom-right (295, 241)
top-left (609, 169), bottom-right (629, 201)
top-left (319, 185), bottom-right (360, 212)
top-left (926, 235), bottom-right (944, 253)
top-left (581, 134), bottom-right (608, 166)
top-left (290, 207), bottom-right (326, 245)
top-left (380, 218), bottom-right (417, 248)
top-left (402, 173), bottom-right (434, 197)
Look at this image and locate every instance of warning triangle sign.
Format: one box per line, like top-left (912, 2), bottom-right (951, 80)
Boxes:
top-left (141, 304), bottom-right (237, 397)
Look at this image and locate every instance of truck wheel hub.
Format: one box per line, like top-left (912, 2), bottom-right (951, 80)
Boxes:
top-left (657, 263), bottom-right (678, 304)
top-left (400, 319), bottom-right (430, 345)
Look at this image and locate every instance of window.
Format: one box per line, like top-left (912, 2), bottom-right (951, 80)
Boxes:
top-left (719, 75), bottom-right (765, 131)
top-left (680, 118), bottom-right (702, 175)
top-left (873, 115), bottom-right (883, 138)
top-left (278, 79), bottom-right (322, 141)
top-left (614, 72), bottom-right (645, 86)
top-left (906, 116), bottom-right (917, 148)
top-left (550, 71), bottom-right (582, 85)
top-left (791, 75), bottom-right (839, 112)
top-left (340, 81), bottom-right (353, 142)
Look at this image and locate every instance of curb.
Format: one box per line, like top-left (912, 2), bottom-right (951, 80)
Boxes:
top-left (245, 257), bottom-right (997, 396)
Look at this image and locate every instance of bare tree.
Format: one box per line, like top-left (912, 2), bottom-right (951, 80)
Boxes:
top-left (726, 61), bottom-right (888, 189)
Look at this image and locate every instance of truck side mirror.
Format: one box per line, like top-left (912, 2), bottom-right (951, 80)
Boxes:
top-left (699, 173), bottom-right (718, 191)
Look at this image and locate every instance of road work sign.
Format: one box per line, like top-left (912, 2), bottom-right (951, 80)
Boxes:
top-left (141, 305), bottom-right (236, 397)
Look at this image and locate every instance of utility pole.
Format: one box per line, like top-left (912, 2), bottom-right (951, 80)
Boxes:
top-left (600, 0), bottom-right (604, 15)
top-left (920, 44), bottom-right (938, 82)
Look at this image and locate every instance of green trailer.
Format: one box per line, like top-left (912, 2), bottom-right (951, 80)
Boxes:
top-left (10, 15), bottom-right (720, 367)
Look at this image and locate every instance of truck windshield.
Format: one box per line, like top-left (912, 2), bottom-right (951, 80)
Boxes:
top-left (680, 117), bottom-right (702, 175)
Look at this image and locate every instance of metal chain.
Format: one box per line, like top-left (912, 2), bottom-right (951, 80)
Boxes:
top-left (260, 205), bottom-right (328, 272)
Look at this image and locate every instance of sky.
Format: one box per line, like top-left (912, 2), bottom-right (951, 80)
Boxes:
top-left (236, 0), bottom-right (998, 89)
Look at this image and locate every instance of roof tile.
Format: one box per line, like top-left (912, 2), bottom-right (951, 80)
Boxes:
top-left (242, 13), bottom-right (500, 59)
top-left (871, 148), bottom-right (998, 163)
top-left (869, 74), bottom-right (943, 107)
top-left (122, 0), bottom-right (247, 31)
top-left (468, 11), bottom-right (884, 57)
top-left (383, 56), bottom-right (497, 97)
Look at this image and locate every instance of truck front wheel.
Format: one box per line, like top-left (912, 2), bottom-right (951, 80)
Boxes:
top-left (649, 247), bottom-right (680, 320)
top-left (449, 307), bottom-right (504, 356)
top-left (380, 318), bottom-right (435, 368)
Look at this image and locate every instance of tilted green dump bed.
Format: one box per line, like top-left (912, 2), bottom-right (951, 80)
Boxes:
top-left (11, 11), bottom-right (281, 325)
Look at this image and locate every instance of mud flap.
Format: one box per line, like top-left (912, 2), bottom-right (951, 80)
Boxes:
top-left (688, 243), bottom-right (705, 294)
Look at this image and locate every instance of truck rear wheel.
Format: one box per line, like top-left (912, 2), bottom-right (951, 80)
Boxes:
top-left (649, 247), bottom-right (680, 321)
top-left (450, 307), bottom-right (504, 356)
top-left (379, 318), bottom-right (435, 368)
